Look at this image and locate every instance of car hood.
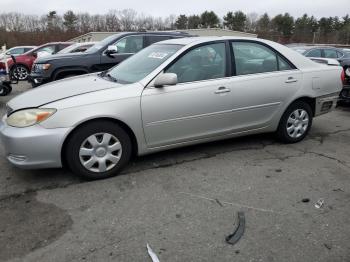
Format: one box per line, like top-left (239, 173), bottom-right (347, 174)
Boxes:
top-left (7, 74), bottom-right (120, 112)
top-left (35, 52), bottom-right (88, 63)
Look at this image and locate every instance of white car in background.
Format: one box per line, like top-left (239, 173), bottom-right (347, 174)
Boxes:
top-left (0, 37), bottom-right (344, 179)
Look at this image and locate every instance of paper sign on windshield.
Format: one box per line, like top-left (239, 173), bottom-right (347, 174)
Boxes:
top-left (148, 52), bottom-right (168, 59)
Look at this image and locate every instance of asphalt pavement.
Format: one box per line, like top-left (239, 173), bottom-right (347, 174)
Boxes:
top-left (0, 82), bottom-right (349, 262)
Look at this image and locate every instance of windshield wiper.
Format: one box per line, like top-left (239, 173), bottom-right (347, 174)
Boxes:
top-left (99, 71), bottom-right (117, 82)
top-left (106, 73), bottom-right (118, 82)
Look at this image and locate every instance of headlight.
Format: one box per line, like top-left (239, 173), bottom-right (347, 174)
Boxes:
top-left (6, 108), bottom-right (56, 127)
top-left (35, 63), bottom-right (51, 70)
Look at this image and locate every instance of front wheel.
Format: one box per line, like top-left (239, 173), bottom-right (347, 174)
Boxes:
top-left (277, 101), bottom-right (313, 143)
top-left (65, 121), bottom-right (132, 180)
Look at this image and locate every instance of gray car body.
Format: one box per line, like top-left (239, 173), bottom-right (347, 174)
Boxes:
top-left (0, 37), bottom-right (343, 169)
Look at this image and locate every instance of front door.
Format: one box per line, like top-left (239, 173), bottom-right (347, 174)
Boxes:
top-left (141, 42), bottom-right (234, 148)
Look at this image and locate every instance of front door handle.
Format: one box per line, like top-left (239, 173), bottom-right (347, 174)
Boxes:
top-left (215, 87), bottom-right (231, 94)
top-left (285, 77), bottom-right (298, 83)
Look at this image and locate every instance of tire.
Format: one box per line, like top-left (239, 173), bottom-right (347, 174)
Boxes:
top-left (277, 101), bottom-right (313, 143)
top-left (11, 65), bottom-right (29, 81)
top-left (0, 84), bottom-right (11, 96)
top-left (65, 121), bottom-right (132, 180)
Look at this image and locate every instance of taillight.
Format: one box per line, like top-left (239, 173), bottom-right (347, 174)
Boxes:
top-left (341, 69), bottom-right (345, 84)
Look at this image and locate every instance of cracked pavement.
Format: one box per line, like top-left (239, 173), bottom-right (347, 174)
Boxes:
top-left (0, 83), bottom-right (350, 261)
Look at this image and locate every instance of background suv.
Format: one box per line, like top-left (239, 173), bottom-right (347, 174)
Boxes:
top-left (29, 31), bottom-right (191, 87)
top-left (0, 42), bottom-right (73, 81)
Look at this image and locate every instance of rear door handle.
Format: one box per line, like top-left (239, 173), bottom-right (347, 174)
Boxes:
top-left (215, 87), bottom-right (231, 94)
top-left (285, 77), bottom-right (298, 83)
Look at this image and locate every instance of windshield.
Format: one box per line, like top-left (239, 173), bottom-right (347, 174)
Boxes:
top-left (105, 44), bottom-right (182, 84)
top-left (86, 34), bottom-right (121, 53)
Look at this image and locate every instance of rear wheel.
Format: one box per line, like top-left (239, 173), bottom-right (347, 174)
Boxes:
top-left (277, 101), bottom-right (313, 143)
top-left (65, 121), bottom-right (132, 180)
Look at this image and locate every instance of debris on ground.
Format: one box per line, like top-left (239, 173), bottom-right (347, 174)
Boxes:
top-left (147, 244), bottom-right (160, 262)
top-left (315, 199), bottom-right (324, 209)
top-left (225, 211), bottom-right (245, 245)
top-left (301, 198), bottom-right (310, 203)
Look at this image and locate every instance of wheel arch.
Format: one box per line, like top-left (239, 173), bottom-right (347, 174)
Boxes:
top-left (53, 67), bottom-right (90, 80)
top-left (61, 117), bottom-right (139, 168)
top-left (285, 96), bottom-right (316, 117)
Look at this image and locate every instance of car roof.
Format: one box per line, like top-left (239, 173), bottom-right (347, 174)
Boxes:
top-left (157, 36), bottom-right (260, 46)
top-left (9, 46), bottom-right (36, 49)
top-left (290, 45), bottom-right (339, 50)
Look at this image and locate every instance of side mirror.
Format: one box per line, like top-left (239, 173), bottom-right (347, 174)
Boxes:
top-left (32, 52), bottom-right (37, 58)
top-left (154, 73), bottom-right (178, 88)
top-left (106, 45), bottom-right (118, 56)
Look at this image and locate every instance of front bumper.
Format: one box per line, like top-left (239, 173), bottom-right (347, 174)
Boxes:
top-left (0, 118), bottom-right (70, 169)
top-left (28, 73), bottom-right (50, 87)
top-left (315, 92), bottom-right (339, 116)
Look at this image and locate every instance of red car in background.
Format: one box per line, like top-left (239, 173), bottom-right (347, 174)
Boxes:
top-left (0, 42), bottom-right (73, 80)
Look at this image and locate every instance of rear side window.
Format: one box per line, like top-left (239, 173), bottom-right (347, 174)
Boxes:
top-left (306, 49), bottom-right (321, 57)
top-left (323, 49), bottom-right (337, 58)
top-left (337, 51), bottom-right (344, 58)
top-left (147, 36), bottom-right (172, 45)
top-left (232, 42), bottom-right (293, 76)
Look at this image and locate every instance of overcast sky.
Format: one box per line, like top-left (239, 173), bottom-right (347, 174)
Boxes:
top-left (1, 0), bottom-right (349, 18)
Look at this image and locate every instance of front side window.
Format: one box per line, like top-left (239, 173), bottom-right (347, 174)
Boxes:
top-left (306, 49), bottom-right (321, 57)
top-left (232, 42), bottom-right (278, 75)
top-left (165, 43), bottom-right (226, 83)
top-left (114, 35), bottom-right (144, 54)
top-left (106, 44), bottom-right (182, 84)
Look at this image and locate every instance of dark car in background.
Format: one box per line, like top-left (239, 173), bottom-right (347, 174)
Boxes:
top-left (291, 45), bottom-right (350, 103)
top-left (57, 42), bottom-right (97, 54)
top-left (0, 42), bottom-right (73, 80)
top-left (29, 31), bottom-right (191, 87)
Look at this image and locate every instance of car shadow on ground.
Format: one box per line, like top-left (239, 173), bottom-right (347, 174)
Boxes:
top-left (2, 132), bottom-right (278, 196)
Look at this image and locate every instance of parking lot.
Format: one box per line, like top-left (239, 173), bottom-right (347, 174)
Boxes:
top-left (0, 82), bottom-right (349, 261)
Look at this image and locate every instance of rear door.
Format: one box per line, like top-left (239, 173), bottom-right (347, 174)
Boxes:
top-left (226, 41), bottom-right (302, 132)
top-left (98, 35), bottom-right (144, 71)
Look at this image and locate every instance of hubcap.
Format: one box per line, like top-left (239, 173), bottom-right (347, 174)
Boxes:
top-left (79, 133), bottom-right (122, 173)
top-left (13, 66), bottom-right (28, 80)
top-left (286, 109), bottom-right (309, 138)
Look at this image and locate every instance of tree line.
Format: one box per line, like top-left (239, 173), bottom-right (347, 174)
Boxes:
top-left (0, 9), bottom-right (349, 48)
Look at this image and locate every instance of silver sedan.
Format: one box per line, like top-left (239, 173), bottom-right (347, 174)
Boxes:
top-left (0, 37), bottom-right (343, 179)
